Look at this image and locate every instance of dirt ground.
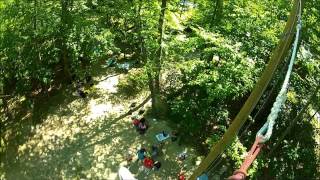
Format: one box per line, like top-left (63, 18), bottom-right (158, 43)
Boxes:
top-left (3, 70), bottom-right (200, 180)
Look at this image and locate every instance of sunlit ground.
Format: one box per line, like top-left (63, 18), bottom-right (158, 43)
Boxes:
top-left (5, 71), bottom-right (199, 180)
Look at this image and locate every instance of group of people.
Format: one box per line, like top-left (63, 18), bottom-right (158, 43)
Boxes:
top-left (128, 109), bottom-right (164, 173)
top-left (131, 109), bottom-right (148, 135)
top-left (136, 145), bottom-right (162, 172)
top-left (135, 145), bottom-right (187, 179)
top-left (128, 108), bottom-right (188, 179)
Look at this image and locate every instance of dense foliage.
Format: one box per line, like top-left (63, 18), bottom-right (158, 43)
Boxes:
top-left (1, 0), bottom-right (319, 179)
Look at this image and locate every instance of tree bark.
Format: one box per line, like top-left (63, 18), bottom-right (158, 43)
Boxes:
top-left (137, 0), bottom-right (145, 62)
top-left (33, 0), bottom-right (37, 30)
top-left (135, 0), bottom-right (157, 112)
top-left (214, 0), bottom-right (223, 22)
top-left (59, 0), bottom-right (72, 82)
top-left (155, 0), bottom-right (166, 93)
top-left (151, 0), bottom-right (167, 115)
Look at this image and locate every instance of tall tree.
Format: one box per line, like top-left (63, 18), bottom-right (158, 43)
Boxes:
top-left (149, 0), bottom-right (167, 115)
top-left (59, 0), bottom-right (73, 82)
top-left (214, 0), bottom-right (223, 22)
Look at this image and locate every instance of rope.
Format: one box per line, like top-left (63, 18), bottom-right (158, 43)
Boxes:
top-left (189, 0), bottom-right (304, 179)
top-left (256, 4), bottom-right (302, 143)
top-left (268, 85), bottom-right (319, 156)
top-left (204, 153), bottom-right (223, 177)
top-left (228, 1), bottom-right (302, 179)
top-left (239, 56), bottom-right (290, 139)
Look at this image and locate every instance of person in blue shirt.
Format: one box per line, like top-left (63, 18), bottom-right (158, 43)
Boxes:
top-left (137, 148), bottom-right (146, 162)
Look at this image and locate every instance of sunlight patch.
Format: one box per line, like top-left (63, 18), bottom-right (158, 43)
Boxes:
top-left (96, 75), bottom-right (120, 93)
top-left (11, 71), bottom-right (199, 180)
top-left (176, 34), bottom-right (187, 42)
top-left (88, 101), bottom-right (111, 119)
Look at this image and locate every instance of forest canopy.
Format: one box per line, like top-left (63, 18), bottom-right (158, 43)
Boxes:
top-left (0, 0), bottom-right (319, 179)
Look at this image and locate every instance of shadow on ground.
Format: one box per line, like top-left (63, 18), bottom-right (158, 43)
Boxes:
top-left (2, 69), bottom-right (198, 180)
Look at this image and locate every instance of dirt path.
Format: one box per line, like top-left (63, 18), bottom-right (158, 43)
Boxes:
top-left (4, 71), bottom-right (199, 180)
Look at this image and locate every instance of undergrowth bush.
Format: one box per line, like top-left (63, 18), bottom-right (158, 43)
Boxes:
top-left (166, 28), bottom-right (257, 147)
top-left (117, 68), bottom-right (148, 98)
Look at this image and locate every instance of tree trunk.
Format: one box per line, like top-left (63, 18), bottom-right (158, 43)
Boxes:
top-left (214, 0), bottom-right (223, 22)
top-left (137, 0), bottom-right (145, 63)
top-left (152, 0), bottom-right (167, 115)
top-left (33, 0), bottom-right (37, 30)
top-left (155, 0), bottom-right (166, 92)
top-left (59, 0), bottom-right (72, 82)
top-left (147, 72), bottom-right (156, 112)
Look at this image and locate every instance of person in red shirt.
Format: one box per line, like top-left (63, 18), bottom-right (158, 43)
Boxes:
top-left (143, 157), bottom-right (154, 169)
top-left (131, 114), bottom-right (140, 130)
top-left (178, 171), bottom-right (186, 180)
top-left (132, 118), bottom-right (140, 128)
